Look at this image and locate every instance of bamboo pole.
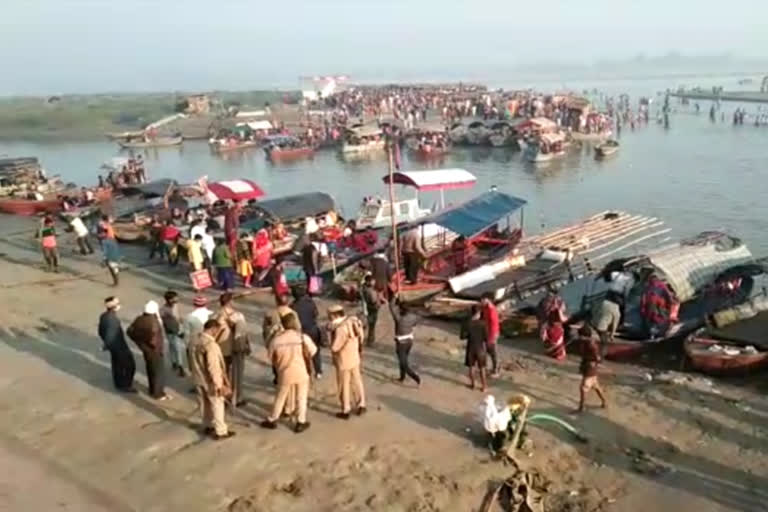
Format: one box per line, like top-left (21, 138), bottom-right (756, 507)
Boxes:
top-left (387, 138), bottom-right (401, 296)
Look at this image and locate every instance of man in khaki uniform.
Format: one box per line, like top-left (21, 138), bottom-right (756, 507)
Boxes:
top-left (260, 314), bottom-right (317, 433)
top-left (328, 304), bottom-right (367, 419)
top-left (261, 293), bottom-right (298, 386)
top-left (188, 320), bottom-right (235, 441)
top-left (214, 292), bottom-right (249, 407)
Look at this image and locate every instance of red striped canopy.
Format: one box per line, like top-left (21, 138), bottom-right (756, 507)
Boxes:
top-left (206, 179), bottom-right (265, 201)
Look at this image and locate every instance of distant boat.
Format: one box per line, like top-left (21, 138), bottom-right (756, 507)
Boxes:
top-left (594, 139), bottom-right (619, 159)
top-left (118, 136), bottom-right (183, 149)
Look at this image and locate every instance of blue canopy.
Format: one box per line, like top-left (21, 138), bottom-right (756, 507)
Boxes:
top-left (419, 190), bottom-right (527, 237)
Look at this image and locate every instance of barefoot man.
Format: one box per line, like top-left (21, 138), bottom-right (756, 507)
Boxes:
top-left (576, 325), bottom-right (607, 413)
top-left (460, 305), bottom-right (487, 391)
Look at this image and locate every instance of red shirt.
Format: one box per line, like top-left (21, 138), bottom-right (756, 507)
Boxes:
top-left (483, 302), bottom-right (500, 343)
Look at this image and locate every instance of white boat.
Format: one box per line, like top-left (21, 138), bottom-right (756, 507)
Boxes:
top-left (357, 169), bottom-right (477, 230)
top-left (341, 124), bottom-right (386, 154)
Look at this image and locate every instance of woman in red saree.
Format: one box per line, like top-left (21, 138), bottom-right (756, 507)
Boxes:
top-left (251, 228), bottom-right (273, 277)
top-left (538, 289), bottom-right (568, 360)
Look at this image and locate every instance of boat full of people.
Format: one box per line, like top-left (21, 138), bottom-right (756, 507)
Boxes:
top-left (340, 124), bottom-right (386, 155)
top-left (0, 157), bottom-right (109, 216)
top-left (263, 135), bottom-right (315, 162)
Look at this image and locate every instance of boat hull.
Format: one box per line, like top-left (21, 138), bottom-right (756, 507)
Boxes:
top-left (118, 136), bottom-right (183, 149)
top-left (341, 141), bottom-right (385, 154)
top-left (0, 198), bottom-right (61, 216)
top-left (211, 141), bottom-right (258, 153)
top-left (266, 147), bottom-right (315, 161)
top-left (684, 337), bottom-right (768, 376)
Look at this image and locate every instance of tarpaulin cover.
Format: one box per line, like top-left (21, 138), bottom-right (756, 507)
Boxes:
top-left (251, 192), bottom-right (336, 223)
top-left (120, 179), bottom-right (177, 198)
top-left (418, 190), bottom-right (527, 238)
top-left (207, 179), bottom-right (265, 201)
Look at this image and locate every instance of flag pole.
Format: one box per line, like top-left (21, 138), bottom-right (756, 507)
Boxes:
top-left (387, 134), bottom-right (401, 297)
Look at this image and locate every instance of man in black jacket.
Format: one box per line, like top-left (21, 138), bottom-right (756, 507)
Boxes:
top-left (292, 285), bottom-right (323, 378)
top-left (388, 298), bottom-right (421, 385)
top-left (97, 296), bottom-right (136, 392)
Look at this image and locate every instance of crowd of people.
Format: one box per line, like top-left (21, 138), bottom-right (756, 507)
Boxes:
top-left (100, 156), bottom-right (148, 189)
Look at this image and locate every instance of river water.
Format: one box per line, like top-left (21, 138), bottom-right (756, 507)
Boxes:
top-left (1, 76), bottom-right (766, 255)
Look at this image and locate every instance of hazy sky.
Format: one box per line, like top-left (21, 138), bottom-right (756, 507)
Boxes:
top-left (2, 0), bottom-right (767, 95)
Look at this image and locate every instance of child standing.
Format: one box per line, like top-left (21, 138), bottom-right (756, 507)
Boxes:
top-left (576, 325), bottom-right (608, 413)
top-left (236, 232), bottom-right (254, 288)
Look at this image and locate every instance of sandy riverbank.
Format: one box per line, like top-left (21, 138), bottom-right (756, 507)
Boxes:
top-left (0, 215), bottom-right (766, 512)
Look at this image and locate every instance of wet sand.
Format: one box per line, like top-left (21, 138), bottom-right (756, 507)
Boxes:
top-left (0, 215), bottom-right (766, 511)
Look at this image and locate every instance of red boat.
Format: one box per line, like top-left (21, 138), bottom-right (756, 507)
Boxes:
top-left (263, 135), bottom-right (314, 162)
top-left (0, 197), bottom-right (62, 216)
top-left (267, 146), bottom-right (314, 161)
top-left (411, 145), bottom-right (450, 160)
top-left (0, 187), bottom-right (112, 217)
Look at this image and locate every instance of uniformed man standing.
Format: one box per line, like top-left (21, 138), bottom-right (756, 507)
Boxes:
top-left (328, 304), bottom-right (367, 419)
top-left (260, 314), bottom-right (317, 433)
top-left (188, 320), bottom-right (235, 440)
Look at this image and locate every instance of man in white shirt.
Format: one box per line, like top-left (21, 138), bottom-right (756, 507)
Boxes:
top-left (200, 227), bottom-right (216, 278)
top-left (69, 216), bottom-right (94, 255)
top-left (183, 295), bottom-right (213, 373)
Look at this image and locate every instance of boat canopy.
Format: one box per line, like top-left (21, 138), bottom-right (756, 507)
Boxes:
top-left (348, 125), bottom-right (382, 138)
top-left (540, 132), bottom-right (565, 145)
top-left (240, 120), bottom-right (272, 131)
top-left (262, 134), bottom-right (298, 144)
top-left (414, 121), bottom-right (447, 133)
top-left (646, 232), bottom-right (753, 302)
top-left (382, 169), bottom-right (477, 191)
top-left (521, 117), bottom-right (557, 131)
top-left (416, 190), bottom-right (527, 238)
top-left (121, 179), bottom-right (177, 198)
top-left (254, 192), bottom-right (336, 223)
top-left (207, 179), bottom-right (265, 202)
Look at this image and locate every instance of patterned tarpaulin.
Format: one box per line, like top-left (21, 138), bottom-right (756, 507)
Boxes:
top-left (649, 236), bottom-right (753, 302)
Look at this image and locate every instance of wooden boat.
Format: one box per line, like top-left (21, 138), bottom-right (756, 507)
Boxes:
top-left (684, 336), bottom-right (768, 376)
top-left (118, 136), bottom-right (183, 149)
top-left (341, 125), bottom-right (386, 154)
top-left (570, 131), bottom-right (612, 142)
top-left (105, 130), bottom-right (144, 141)
top-left (410, 144), bottom-right (450, 159)
top-left (0, 197), bottom-right (61, 216)
top-left (595, 140), bottom-right (619, 159)
top-left (209, 139), bottom-right (258, 153)
top-left (266, 145), bottom-right (315, 161)
top-left (683, 300), bottom-right (768, 375)
top-left (523, 131), bottom-right (566, 163)
top-left (575, 234), bottom-right (763, 361)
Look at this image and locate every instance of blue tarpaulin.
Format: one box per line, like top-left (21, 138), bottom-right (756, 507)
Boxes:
top-left (419, 190), bottom-right (527, 237)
